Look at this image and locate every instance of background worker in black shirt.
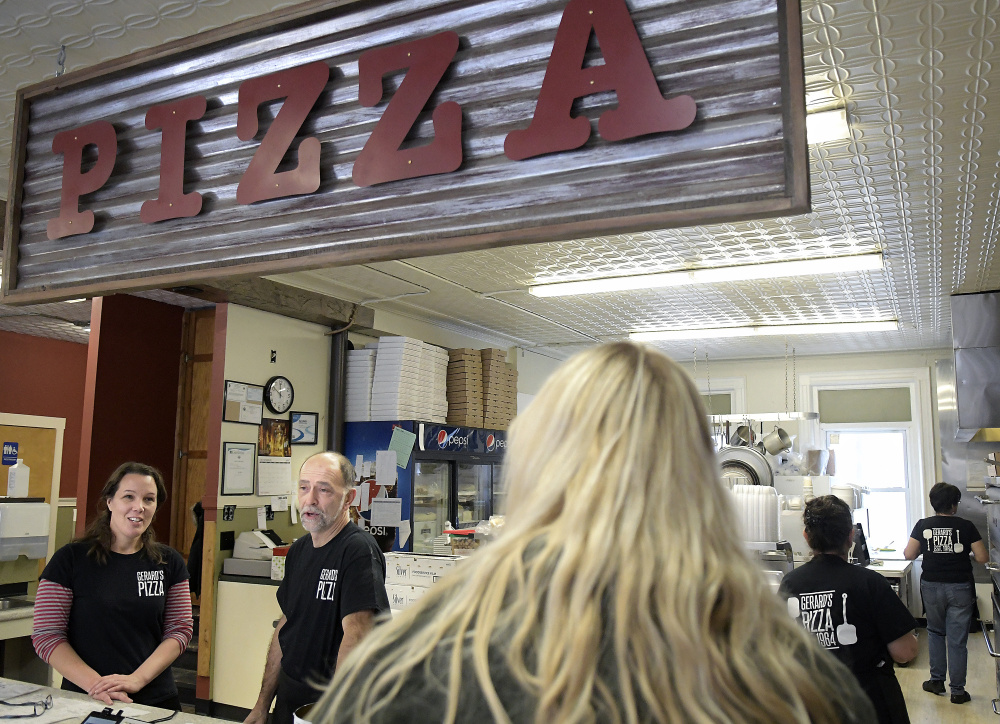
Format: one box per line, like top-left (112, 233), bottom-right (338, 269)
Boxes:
top-left (904, 482), bottom-right (988, 704)
top-left (781, 495), bottom-right (918, 724)
top-left (244, 452), bottom-right (389, 724)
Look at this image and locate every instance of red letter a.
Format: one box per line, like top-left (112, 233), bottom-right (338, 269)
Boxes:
top-left (504, 0), bottom-right (696, 161)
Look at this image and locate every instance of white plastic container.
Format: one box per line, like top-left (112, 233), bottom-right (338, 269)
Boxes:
top-left (6, 459), bottom-right (29, 497)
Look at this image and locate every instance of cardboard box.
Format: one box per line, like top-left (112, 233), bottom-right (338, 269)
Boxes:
top-left (270, 546), bottom-right (290, 581)
top-left (409, 554), bottom-right (461, 587)
top-left (384, 553), bottom-right (414, 584)
top-left (386, 584), bottom-right (409, 610)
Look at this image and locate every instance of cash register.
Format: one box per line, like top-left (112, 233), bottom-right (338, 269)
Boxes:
top-left (223, 529), bottom-right (286, 577)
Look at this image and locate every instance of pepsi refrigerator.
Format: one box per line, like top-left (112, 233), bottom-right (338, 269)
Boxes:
top-left (343, 421), bottom-right (507, 553)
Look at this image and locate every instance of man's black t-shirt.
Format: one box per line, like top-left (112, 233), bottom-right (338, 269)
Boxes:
top-left (910, 515), bottom-right (982, 583)
top-left (277, 523), bottom-right (389, 684)
top-left (40, 542), bottom-right (189, 705)
top-left (779, 555), bottom-right (916, 723)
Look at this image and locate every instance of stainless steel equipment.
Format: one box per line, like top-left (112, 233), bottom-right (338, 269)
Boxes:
top-left (976, 483), bottom-right (1000, 714)
top-left (952, 291), bottom-right (1000, 442)
top-left (746, 541), bottom-right (794, 589)
top-left (718, 445), bottom-right (773, 487)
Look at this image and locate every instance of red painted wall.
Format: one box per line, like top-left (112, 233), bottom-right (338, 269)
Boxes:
top-left (78, 295), bottom-right (183, 543)
top-left (0, 329), bottom-right (88, 497)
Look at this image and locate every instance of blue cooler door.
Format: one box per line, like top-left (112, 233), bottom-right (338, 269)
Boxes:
top-left (492, 462), bottom-right (506, 515)
top-left (412, 461), bottom-right (451, 553)
top-left (456, 463), bottom-right (491, 527)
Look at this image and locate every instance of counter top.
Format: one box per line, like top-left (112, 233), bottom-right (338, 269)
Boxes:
top-left (0, 676), bottom-right (229, 724)
top-left (218, 573), bottom-right (280, 587)
top-left (867, 559), bottom-right (912, 575)
top-left (0, 597), bottom-right (34, 641)
top-left (0, 597), bottom-right (33, 623)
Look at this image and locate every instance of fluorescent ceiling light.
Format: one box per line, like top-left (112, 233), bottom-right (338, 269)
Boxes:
top-left (528, 253), bottom-right (882, 298)
top-left (630, 320), bottom-right (899, 342)
top-left (64, 298), bottom-right (87, 303)
top-left (806, 107), bottom-right (850, 144)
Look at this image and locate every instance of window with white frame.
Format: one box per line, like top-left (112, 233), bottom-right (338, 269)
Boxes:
top-left (798, 369), bottom-right (934, 558)
top-left (823, 427), bottom-right (911, 552)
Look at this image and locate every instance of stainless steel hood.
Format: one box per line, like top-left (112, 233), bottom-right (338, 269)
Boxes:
top-left (952, 291), bottom-right (1000, 442)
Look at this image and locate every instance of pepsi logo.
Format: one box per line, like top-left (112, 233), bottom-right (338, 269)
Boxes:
top-left (486, 434), bottom-right (495, 451)
top-left (437, 430), bottom-right (448, 446)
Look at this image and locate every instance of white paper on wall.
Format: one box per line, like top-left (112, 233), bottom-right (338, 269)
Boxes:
top-left (371, 497), bottom-right (403, 527)
top-left (376, 450), bottom-right (398, 486)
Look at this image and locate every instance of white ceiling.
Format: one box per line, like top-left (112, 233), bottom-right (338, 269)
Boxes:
top-left (1, 0), bottom-right (997, 361)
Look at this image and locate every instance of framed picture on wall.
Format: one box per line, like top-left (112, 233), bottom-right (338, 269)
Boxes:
top-left (290, 411), bottom-right (319, 446)
top-left (223, 380), bottom-right (264, 425)
top-left (221, 442), bottom-right (256, 495)
top-left (258, 418), bottom-right (292, 457)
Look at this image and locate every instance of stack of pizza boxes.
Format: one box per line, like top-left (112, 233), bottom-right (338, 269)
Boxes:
top-left (369, 337), bottom-right (448, 423)
top-left (344, 346), bottom-right (377, 421)
top-left (445, 348), bottom-right (484, 427)
top-left (481, 348), bottom-right (517, 429)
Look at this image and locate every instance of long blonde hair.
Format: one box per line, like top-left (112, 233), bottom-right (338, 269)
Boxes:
top-left (315, 342), bottom-right (853, 722)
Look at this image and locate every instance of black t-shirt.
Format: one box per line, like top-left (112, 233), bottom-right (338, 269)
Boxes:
top-left (779, 555), bottom-right (915, 720)
top-left (909, 515), bottom-right (982, 583)
top-left (277, 522), bottom-right (389, 684)
top-left (40, 541), bottom-right (189, 705)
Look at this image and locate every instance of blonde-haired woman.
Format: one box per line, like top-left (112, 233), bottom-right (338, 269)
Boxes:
top-left (313, 342), bottom-right (875, 723)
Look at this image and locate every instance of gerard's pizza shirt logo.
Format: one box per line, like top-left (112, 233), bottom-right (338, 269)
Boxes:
top-left (923, 526), bottom-right (964, 553)
top-left (788, 591), bottom-right (858, 650)
top-left (316, 568), bottom-right (338, 601)
top-left (136, 570), bottom-right (165, 597)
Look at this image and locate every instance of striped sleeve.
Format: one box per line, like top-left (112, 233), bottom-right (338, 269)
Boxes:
top-left (31, 579), bottom-right (72, 663)
top-left (163, 580), bottom-right (194, 651)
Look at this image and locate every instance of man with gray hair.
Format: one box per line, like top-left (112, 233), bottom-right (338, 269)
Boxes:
top-left (245, 452), bottom-right (389, 724)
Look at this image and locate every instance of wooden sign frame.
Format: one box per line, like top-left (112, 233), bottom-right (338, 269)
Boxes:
top-left (2, 0), bottom-right (807, 305)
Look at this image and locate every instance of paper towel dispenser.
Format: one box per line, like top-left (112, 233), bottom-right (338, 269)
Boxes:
top-left (0, 500), bottom-right (50, 560)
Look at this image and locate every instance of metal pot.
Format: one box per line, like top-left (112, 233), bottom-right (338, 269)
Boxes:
top-left (732, 425), bottom-right (756, 447)
top-left (760, 426), bottom-right (792, 455)
top-left (294, 704), bottom-right (315, 724)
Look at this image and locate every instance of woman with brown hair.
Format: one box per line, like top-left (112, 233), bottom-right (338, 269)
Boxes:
top-left (311, 342), bottom-right (875, 723)
top-left (32, 462), bottom-right (193, 709)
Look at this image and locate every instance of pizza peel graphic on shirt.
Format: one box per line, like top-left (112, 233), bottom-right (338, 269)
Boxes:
top-left (787, 597), bottom-right (800, 617)
top-left (954, 530), bottom-right (964, 553)
top-left (836, 593), bottom-right (857, 645)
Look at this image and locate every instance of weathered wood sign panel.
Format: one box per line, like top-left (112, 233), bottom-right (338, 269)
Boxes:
top-left (2, 0), bottom-right (807, 304)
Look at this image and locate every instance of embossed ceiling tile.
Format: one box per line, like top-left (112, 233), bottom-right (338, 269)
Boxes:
top-left (0, 294), bottom-right (90, 343)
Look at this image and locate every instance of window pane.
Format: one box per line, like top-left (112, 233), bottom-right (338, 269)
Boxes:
top-left (828, 431), bottom-right (907, 489)
top-left (859, 491), bottom-right (909, 553)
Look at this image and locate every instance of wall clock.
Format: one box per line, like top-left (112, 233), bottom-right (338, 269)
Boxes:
top-left (264, 375), bottom-right (294, 414)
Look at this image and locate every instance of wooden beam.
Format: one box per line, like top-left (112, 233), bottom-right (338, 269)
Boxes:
top-left (175, 277), bottom-right (374, 329)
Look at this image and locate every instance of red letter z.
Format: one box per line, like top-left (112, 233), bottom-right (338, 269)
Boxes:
top-left (236, 61), bottom-right (329, 205)
top-left (353, 31), bottom-right (462, 188)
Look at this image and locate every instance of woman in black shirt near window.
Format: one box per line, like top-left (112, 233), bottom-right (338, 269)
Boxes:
top-left (904, 482), bottom-right (988, 705)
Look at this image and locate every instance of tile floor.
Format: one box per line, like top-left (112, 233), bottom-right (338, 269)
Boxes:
top-left (897, 626), bottom-right (997, 723)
